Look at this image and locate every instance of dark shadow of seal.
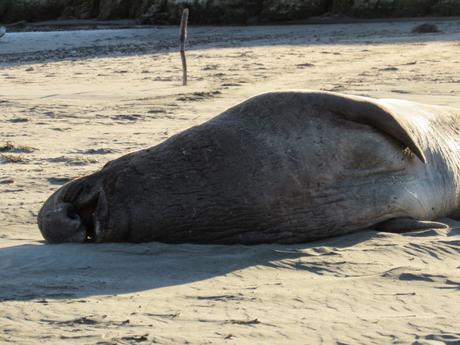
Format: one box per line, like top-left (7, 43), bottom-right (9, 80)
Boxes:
top-left (0, 230), bottom-right (380, 301)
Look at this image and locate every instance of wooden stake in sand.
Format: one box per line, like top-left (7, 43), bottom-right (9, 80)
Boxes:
top-left (179, 8), bottom-right (189, 86)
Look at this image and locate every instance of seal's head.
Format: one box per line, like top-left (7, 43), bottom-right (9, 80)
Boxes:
top-left (37, 174), bottom-right (109, 244)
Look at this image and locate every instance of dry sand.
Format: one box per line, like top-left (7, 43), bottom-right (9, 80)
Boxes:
top-left (1, 20), bottom-right (460, 344)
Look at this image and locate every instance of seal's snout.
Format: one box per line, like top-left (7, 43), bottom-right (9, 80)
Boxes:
top-left (38, 202), bottom-right (87, 244)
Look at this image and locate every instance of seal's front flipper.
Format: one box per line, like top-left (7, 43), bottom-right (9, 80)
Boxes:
top-left (375, 217), bottom-right (449, 233)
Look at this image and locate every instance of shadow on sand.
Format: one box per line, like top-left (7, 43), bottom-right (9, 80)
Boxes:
top-left (0, 230), bottom-right (379, 301)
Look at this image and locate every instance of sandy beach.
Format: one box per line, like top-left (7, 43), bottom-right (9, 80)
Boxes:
top-left (1, 19), bottom-right (460, 344)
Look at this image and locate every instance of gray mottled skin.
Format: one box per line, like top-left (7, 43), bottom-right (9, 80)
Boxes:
top-left (37, 91), bottom-right (460, 244)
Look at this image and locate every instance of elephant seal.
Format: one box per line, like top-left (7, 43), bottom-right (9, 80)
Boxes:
top-left (38, 91), bottom-right (460, 244)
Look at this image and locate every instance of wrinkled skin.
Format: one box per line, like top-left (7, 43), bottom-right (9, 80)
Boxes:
top-left (38, 91), bottom-right (460, 244)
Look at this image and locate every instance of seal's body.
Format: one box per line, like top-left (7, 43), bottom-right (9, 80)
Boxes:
top-left (38, 91), bottom-right (460, 244)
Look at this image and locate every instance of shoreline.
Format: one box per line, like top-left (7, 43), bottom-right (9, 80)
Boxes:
top-left (1, 18), bottom-right (459, 67)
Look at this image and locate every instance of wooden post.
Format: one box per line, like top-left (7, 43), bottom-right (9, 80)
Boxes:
top-left (179, 8), bottom-right (189, 86)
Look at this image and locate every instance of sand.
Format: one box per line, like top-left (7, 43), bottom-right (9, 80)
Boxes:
top-left (1, 19), bottom-right (460, 344)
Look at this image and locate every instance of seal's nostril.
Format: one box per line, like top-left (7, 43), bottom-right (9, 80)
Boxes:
top-left (38, 202), bottom-right (87, 243)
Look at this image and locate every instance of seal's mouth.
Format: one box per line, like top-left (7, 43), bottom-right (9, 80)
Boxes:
top-left (63, 178), bottom-right (109, 243)
top-left (74, 192), bottom-right (100, 243)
